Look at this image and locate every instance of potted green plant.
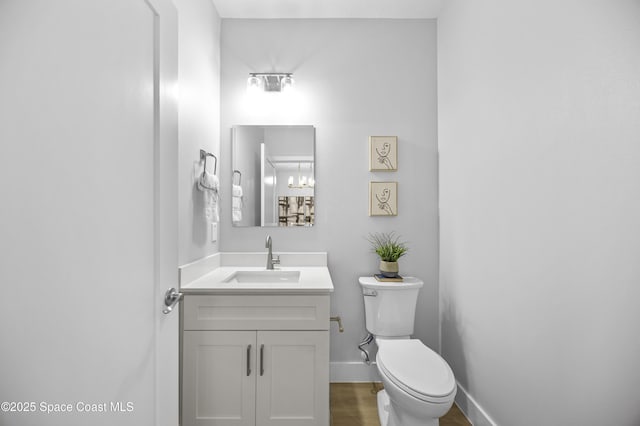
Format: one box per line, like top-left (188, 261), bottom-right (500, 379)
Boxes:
top-left (367, 232), bottom-right (408, 278)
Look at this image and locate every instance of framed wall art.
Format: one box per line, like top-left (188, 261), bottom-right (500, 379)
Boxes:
top-left (369, 181), bottom-right (398, 216)
top-left (369, 136), bottom-right (398, 171)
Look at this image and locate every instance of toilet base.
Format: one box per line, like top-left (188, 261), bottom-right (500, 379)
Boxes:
top-left (377, 390), bottom-right (391, 426)
top-left (377, 389), bottom-right (439, 426)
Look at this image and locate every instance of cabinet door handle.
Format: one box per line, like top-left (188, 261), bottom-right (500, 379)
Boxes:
top-left (260, 344), bottom-right (265, 376)
top-left (247, 344), bottom-right (252, 376)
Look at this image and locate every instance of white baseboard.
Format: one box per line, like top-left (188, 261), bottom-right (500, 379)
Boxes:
top-left (455, 382), bottom-right (497, 426)
top-left (330, 361), bottom-right (381, 383)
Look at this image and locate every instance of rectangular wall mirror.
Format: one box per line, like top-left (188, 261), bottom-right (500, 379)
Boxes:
top-left (231, 125), bottom-right (315, 227)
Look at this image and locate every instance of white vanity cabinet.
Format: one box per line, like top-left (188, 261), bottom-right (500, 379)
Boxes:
top-left (182, 294), bottom-right (330, 426)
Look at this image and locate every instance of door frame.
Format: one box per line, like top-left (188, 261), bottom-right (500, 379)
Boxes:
top-left (147, 0), bottom-right (180, 424)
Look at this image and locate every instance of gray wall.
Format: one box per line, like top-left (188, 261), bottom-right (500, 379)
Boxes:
top-left (438, 1), bottom-right (640, 424)
top-left (220, 19), bottom-right (439, 368)
top-left (176, 0), bottom-right (221, 265)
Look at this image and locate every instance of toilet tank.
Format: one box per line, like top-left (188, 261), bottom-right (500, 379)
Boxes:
top-left (359, 276), bottom-right (424, 338)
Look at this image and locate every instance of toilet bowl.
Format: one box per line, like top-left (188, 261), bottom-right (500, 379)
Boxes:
top-left (375, 339), bottom-right (456, 426)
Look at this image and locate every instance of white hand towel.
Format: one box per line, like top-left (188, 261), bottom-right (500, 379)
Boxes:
top-left (232, 208), bottom-right (242, 223)
top-left (198, 171), bottom-right (219, 222)
top-left (198, 171), bottom-right (219, 193)
top-left (232, 184), bottom-right (243, 223)
top-left (232, 196), bottom-right (242, 209)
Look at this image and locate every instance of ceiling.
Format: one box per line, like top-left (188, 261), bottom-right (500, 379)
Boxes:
top-left (211, 0), bottom-right (444, 19)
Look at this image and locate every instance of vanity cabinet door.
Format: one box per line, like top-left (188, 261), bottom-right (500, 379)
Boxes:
top-left (183, 331), bottom-right (256, 426)
top-left (256, 331), bottom-right (329, 426)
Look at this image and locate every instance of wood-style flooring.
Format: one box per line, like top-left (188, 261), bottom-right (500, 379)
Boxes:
top-left (330, 383), bottom-right (471, 426)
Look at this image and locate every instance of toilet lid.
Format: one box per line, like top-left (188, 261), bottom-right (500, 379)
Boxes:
top-left (377, 340), bottom-right (456, 402)
top-left (358, 276), bottom-right (424, 290)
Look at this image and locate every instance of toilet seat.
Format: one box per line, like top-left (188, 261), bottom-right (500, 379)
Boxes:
top-left (377, 340), bottom-right (456, 404)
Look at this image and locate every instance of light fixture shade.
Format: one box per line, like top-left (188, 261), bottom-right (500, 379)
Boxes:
top-left (247, 74), bottom-right (262, 93)
top-left (281, 75), bottom-right (295, 92)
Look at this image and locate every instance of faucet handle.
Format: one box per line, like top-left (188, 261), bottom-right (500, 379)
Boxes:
top-left (272, 255), bottom-right (281, 265)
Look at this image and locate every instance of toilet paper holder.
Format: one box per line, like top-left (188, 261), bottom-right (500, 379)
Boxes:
top-left (330, 316), bottom-right (344, 332)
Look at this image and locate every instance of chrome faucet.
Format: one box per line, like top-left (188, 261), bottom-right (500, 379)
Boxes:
top-left (265, 235), bottom-right (280, 270)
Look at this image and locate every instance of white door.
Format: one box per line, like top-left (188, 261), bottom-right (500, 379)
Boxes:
top-left (256, 331), bottom-right (330, 426)
top-left (182, 331), bottom-right (256, 426)
top-left (0, 1), bottom-right (178, 425)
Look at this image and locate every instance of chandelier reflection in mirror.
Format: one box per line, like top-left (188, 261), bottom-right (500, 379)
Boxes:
top-left (288, 162), bottom-right (315, 189)
top-left (247, 73), bottom-right (295, 93)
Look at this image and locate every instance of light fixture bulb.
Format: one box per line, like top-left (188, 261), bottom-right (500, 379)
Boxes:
top-left (281, 75), bottom-right (295, 92)
top-left (247, 75), bottom-right (262, 93)
top-left (288, 176), bottom-right (294, 187)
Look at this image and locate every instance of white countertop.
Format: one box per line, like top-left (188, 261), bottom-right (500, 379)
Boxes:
top-left (179, 252), bottom-right (334, 294)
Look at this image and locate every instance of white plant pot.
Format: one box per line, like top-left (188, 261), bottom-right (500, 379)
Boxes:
top-left (379, 260), bottom-right (399, 278)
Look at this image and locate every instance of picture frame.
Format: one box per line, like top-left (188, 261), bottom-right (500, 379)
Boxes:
top-left (369, 181), bottom-right (398, 216)
top-left (369, 136), bottom-right (398, 171)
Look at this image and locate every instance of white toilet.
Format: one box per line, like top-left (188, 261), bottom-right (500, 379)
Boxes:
top-left (359, 276), bottom-right (457, 426)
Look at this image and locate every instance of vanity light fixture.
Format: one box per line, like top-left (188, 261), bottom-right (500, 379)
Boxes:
top-left (247, 73), bottom-right (295, 93)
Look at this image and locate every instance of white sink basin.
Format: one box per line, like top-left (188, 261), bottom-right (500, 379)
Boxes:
top-left (223, 270), bottom-right (301, 284)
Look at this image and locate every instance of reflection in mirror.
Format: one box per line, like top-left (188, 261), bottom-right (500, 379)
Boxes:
top-left (232, 125), bottom-right (315, 227)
